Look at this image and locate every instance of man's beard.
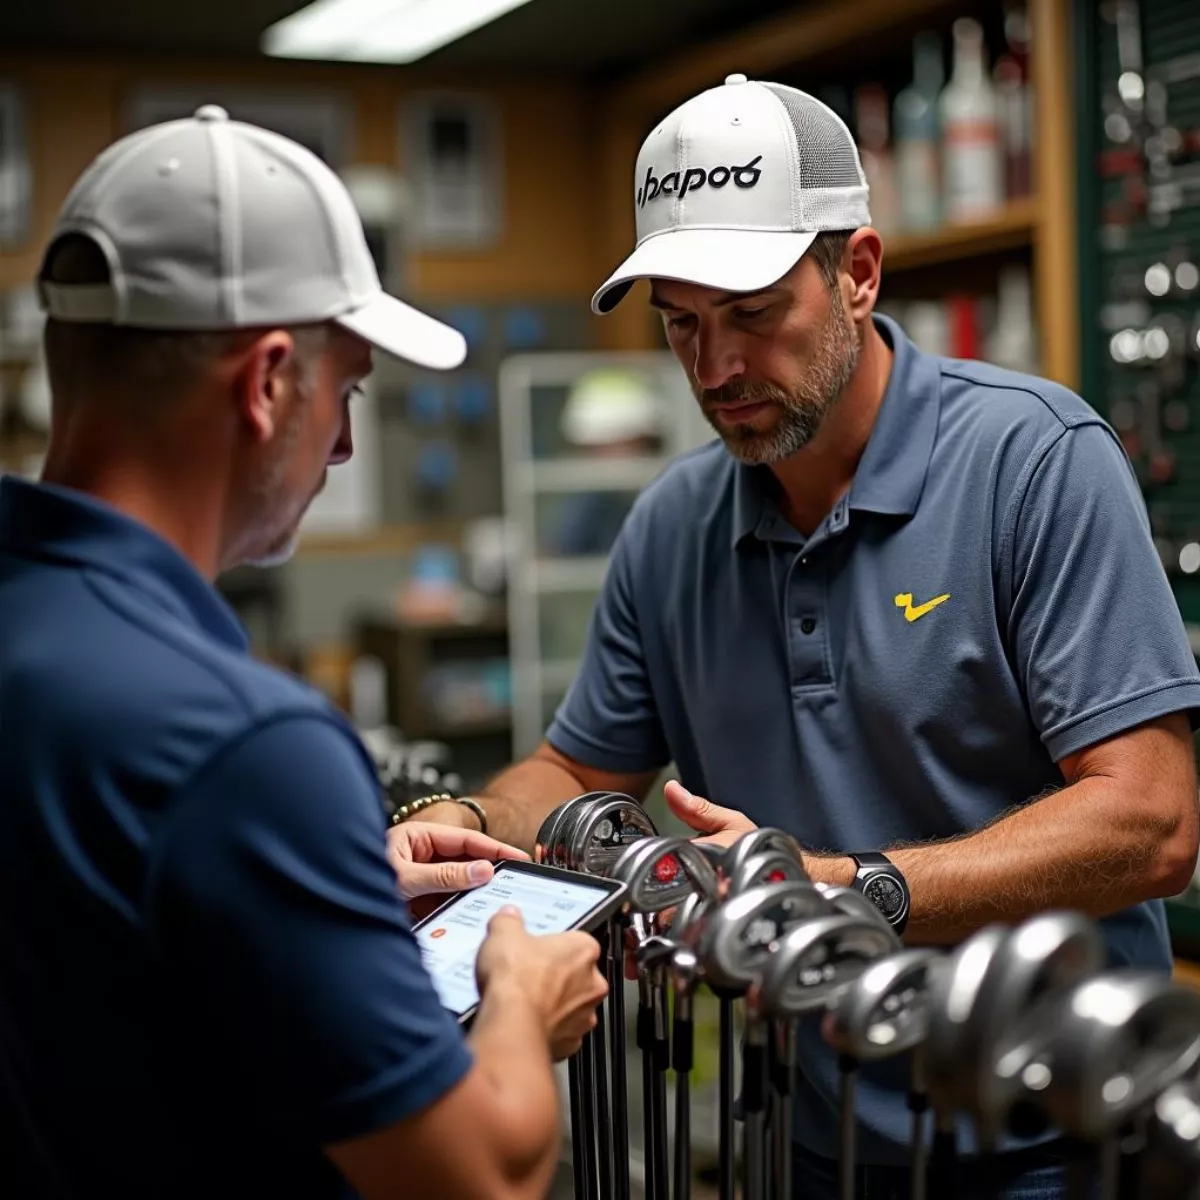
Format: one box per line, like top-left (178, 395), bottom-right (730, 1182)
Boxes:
top-left (696, 289), bottom-right (861, 465)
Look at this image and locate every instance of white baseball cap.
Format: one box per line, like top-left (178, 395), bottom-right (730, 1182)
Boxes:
top-left (37, 104), bottom-right (467, 371)
top-left (592, 74), bottom-right (871, 315)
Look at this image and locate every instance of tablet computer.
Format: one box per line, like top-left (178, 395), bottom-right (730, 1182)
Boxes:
top-left (412, 860), bottom-right (627, 1024)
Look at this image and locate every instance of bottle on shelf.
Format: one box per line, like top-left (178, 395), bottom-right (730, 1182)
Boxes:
top-left (855, 84), bottom-right (899, 236)
top-left (987, 263), bottom-right (1038, 374)
top-left (940, 17), bottom-right (1005, 222)
top-left (995, 0), bottom-right (1034, 199)
top-left (894, 31), bottom-right (944, 233)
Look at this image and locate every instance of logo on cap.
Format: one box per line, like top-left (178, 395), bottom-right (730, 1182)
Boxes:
top-left (636, 155), bottom-right (763, 208)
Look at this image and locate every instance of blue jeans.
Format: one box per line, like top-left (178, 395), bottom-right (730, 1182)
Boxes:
top-left (792, 1139), bottom-right (1074, 1199)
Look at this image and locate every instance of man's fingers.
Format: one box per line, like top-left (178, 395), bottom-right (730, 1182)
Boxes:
top-left (663, 779), bottom-right (755, 836)
top-left (399, 858), bottom-right (495, 900)
top-left (421, 824), bottom-right (530, 864)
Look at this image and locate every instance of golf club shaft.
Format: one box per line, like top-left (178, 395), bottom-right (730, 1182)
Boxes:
top-left (653, 980), bottom-right (671, 1200)
top-left (569, 1056), bottom-right (589, 1200)
top-left (607, 922), bottom-right (630, 1200)
top-left (719, 996), bottom-right (735, 1200)
top-left (1066, 1149), bottom-right (1095, 1200)
top-left (742, 1032), bottom-right (768, 1200)
top-left (591, 1006), bottom-right (613, 1200)
top-left (1098, 1137), bottom-right (1121, 1200)
top-left (773, 1024), bottom-right (795, 1200)
top-left (580, 1028), bottom-right (599, 1200)
top-left (931, 1112), bottom-right (957, 1198)
top-left (908, 1092), bottom-right (930, 1200)
top-left (838, 1056), bottom-right (857, 1200)
top-left (638, 983), bottom-right (659, 1200)
top-left (672, 994), bottom-right (693, 1200)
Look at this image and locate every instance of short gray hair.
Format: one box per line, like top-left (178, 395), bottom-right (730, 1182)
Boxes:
top-left (41, 233), bottom-right (328, 413)
top-left (808, 230), bottom-right (856, 288)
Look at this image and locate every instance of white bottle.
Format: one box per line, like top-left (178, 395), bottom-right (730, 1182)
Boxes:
top-left (988, 264), bottom-right (1038, 374)
top-left (940, 18), bottom-right (1005, 221)
top-left (894, 32), bottom-right (945, 232)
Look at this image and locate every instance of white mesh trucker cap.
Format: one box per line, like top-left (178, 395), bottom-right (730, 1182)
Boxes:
top-left (37, 104), bottom-right (467, 371)
top-left (592, 74), bottom-right (872, 315)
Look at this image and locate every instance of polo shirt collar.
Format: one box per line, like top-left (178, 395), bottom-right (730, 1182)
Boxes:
top-left (0, 476), bottom-right (249, 651)
top-left (731, 313), bottom-right (941, 546)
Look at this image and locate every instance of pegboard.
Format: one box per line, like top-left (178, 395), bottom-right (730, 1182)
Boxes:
top-left (1078, 0), bottom-right (1200, 621)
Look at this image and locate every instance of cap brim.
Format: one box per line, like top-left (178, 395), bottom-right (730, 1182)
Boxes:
top-left (336, 292), bottom-right (467, 371)
top-left (591, 228), bottom-right (818, 315)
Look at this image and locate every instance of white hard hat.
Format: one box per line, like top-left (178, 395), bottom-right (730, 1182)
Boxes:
top-left (561, 367), bottom-right (664, 446)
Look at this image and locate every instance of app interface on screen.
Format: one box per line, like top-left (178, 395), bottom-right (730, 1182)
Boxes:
top-left (415, 869), bottom-right (611, 1016)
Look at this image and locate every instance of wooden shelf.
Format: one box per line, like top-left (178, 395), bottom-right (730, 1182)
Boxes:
top-left (295, 519), bottom-right (466, 559)
top-left (884, 199), bottom-right (1038, 273)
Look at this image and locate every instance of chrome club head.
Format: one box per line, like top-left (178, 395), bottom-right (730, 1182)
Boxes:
top-left (731, 848), bottom-right (811, 894)
top-left (824, 947), bottom-right (946, 1061)
top-left (1006, 971), bottom-right (1200, 1142)
top-left (817, 884), bottom-right (895, 933)
top-left (691, 880), bottom-right (829, 993)
top-left (568, 794), bottom-right (657, 875)
top-left (755, 913), bottom-right (900, 1019)
top-left (540, 791), bottom-right (620, 867)
top-left (609, 835), bottom-right (721, 914)
top-left (724, 828), bottom-right (805, 885)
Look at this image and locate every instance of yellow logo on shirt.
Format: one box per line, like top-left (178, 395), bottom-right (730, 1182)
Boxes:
top-left (894, 592), bottom-right (950, 622)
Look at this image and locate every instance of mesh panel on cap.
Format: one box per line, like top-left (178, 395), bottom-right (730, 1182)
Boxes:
top-left (761, 84), bottom-right (865, 189)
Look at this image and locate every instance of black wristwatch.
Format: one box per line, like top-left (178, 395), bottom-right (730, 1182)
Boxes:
top-left (849, 852), bottom-right (910, 935)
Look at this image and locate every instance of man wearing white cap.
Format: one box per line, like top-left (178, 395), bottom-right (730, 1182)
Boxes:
top-left (0, 107), bottom-right (607, 1199)
top-left (421, 75), bottom-right (1200, 1195)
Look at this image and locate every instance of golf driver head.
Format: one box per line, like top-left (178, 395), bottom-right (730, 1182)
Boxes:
top-left (925, 923), bottom-right (1013, 1117)
top-left (724, 827), bottom-right (805, 884)
top-left (570, 794), bottom-right (657, 876)
top-left (731, 848), bottom-right (811, 894)
top-left (1006, 970), bottom-right (1200, 1141)
top-left (823, 947), bottom-right (947, 1062)
top-left (690, 879), bottom-right (829, 993)
top-left (535, 791), bottom-right (615, 866)
top-left (609, 835), bottom-right (721, 916)
top-left (755, 912), bottom-right (900, 1019)
top-left (965, 911), bottom-right (1105, 1142)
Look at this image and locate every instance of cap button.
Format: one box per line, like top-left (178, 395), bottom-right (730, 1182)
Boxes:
top-left (725, 72), bottom-right (749, 85)
top-left (194, 104), bottom-right (229, 122)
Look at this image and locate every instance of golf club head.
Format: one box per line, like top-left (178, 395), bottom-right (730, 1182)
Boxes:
top-left (823, 947), bottom-right (947, 1062)
top-left (541, 791), bottom-right (619, 867)
top-left (724, 827), bottom-right (805, 885)
top-left (966, 911), bottom-right (1105, 1143)
top-left (533, 800), bottom-right (575, 865)
top-left (731, 848), bottom-right (811, 894)
top-left (609, 835), bottom-right (721, 915)
top-left (664, 890), bottom-right (711, 939)
top-left (690, 879), bottom-right (828, 993)
top-left (571, 794), bottom-right (657, 876)
top-left (817, 884), bottom-right (895, 933)
top-left (1007, 970), bottom-right (1200, 1141)
top-left (924, 923), bottom-right (1012, 1117)
top-left (755, 912), bottom-right (900, 1019)
top-left (1141, 1076), bottom-right (1200, 1200)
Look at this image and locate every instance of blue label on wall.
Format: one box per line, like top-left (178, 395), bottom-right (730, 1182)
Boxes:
top-left (455, 376), bottom-right (493, 423)
top-left (503, 307), bottom-right (546, 349)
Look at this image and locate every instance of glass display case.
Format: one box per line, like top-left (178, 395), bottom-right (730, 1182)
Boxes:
top-left (498, 350), bottom-right (714, 759)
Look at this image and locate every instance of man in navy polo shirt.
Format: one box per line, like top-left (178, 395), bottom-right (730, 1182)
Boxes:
top-left (417, 77), bottom-right (1200, 1195)
top-left (0, 107), bottom-right (609, 1199)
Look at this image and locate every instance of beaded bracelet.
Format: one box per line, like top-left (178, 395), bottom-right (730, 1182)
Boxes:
top-left (391, 792), bottom-right (454, 825)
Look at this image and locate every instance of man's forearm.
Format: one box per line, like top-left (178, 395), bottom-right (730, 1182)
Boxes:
top-left (478, 756), bottom-right (588, 853)
top-left (467, 980), bottom-right (561, 1197)
top-left (806, 778), bottom-right (1194, 944)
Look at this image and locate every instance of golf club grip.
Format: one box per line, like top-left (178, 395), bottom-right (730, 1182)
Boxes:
top-left (931, 1124), bottom-right (957, 1196)
top-left (637, 1003), bottom-right (655, 1053)
top-left (742, 1042), bottom-right (767, 1114)
top-left (838, 1057), bottom-right (857, 1200)
top-left (568, 1056), bottom-right (588, 1200)
top-left (673, 1069), bottom-right (690, 1200)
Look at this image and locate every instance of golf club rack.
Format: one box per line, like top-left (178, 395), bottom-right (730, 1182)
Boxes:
top-left (537, 790), bottom-right (1200, 1200)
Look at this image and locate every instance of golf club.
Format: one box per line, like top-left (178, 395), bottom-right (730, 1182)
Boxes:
top-left (823, 948), bottom-right (947, 1200)
top-left (755, 912), bottom-right (900, 1200)
top-left (1138, 1074), bottom-right (1200, 1199)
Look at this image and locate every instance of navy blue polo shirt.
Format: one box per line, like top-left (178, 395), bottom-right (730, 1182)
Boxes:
top-left (0, 477), bottom-right (471, 1198)
top-left (549, 314), bottom-right (1200, 1163)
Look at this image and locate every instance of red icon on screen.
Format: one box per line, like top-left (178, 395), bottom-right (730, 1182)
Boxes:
top-left (430, 928), bottom-right (447, 939)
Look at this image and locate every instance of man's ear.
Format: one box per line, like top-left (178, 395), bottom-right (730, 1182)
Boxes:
top-left (843, 228), bottom-right (883, 324)
top-left (234, 330), bottom-right (296, 443)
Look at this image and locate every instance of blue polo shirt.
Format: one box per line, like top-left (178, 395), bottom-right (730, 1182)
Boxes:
top-left (549, 314), bottom-right (1200, 1163)
top-left (0, 477), bottom-right (471, 1198)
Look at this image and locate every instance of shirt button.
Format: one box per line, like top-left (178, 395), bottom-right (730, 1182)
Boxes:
top-left (800, 617), bottom-right (817, 635)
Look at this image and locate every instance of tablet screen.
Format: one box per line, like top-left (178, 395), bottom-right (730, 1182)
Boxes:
top-left (414, 865), bottom-right (614, 1018)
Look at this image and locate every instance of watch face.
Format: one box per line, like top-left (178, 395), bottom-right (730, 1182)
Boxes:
top-left (864, 873), bottom-right (906, 920)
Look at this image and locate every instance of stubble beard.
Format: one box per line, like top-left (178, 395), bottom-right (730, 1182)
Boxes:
top-left (698, 289), bottom-right (862, 466)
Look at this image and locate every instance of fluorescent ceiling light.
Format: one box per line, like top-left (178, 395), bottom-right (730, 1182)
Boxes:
top-left (262, 0), bottom-right (537, 63)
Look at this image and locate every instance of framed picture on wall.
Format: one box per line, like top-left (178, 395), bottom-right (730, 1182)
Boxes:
top-left (124, 87), bottom-right (352, 166)
top-left (403, 92), bottom-right (503, 250)
top-left (0, 82), bottom-right (33, 248)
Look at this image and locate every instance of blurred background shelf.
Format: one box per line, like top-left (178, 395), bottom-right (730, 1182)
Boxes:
top-left (885, 196), bottom-right (1038, 271)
